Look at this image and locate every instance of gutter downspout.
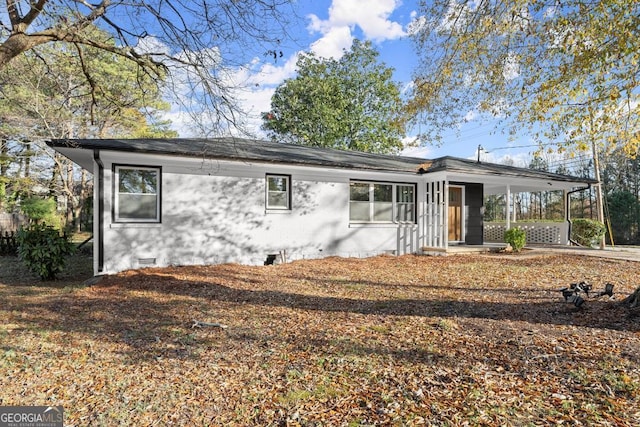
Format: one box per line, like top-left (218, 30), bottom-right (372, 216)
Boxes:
top-left (566, 184), bottom-right (591, 246)
top-left (93, 149), bottom-right (104, 273)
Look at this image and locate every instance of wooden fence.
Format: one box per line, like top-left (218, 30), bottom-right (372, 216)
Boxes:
top-left (0, 213), bottom-right (26, 232)
top-left (0, 213), bottom-right (26, 255)
top-left (0, 231), bottom-right (18, 255)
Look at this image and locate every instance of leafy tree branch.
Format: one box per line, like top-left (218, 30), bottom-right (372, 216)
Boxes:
top-left (263, 40), bottom-right (406, 154)
top-left (0, 0), bottom-right (296, 134)
top-left (409, 0), bottom-right (639, 157)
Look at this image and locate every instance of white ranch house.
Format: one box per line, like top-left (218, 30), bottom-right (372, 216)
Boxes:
top-left (47, 138), bottom-right (597, 275)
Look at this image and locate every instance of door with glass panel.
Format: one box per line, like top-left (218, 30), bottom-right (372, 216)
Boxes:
top-left (448, 186), bottom-right (463, 242)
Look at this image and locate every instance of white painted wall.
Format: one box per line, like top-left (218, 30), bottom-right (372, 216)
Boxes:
top-left (95, 151), bottom-right (421, 274)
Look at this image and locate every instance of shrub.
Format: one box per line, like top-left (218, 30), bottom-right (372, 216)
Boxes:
top-left (17, 224), bottom-right (76, 280)
top-left (0, 231), bottom-right (19, 256)
top-left (20, 197), bottom-right (61, 228)
top-left (505, 227), bottom-right (526, 252)
top-left (571, 218), bottom-right (606, 247)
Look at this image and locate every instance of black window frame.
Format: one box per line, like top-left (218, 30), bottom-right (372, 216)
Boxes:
top-left (265, 174), bottom-right (292, 211)
top-left (113, 164), bottom-right (162, 223)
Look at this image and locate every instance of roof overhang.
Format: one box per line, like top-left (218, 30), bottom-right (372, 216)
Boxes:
top-left (445, 170), bottom-right (591, 194)
top-left (421, 157), bottom-right (596, 194)
top-left (47, 138), bottom-right (427, 174)
top-left (46, 139), bottom-right (597, 193)
top-left (53, 146), bottom-right (95, 170)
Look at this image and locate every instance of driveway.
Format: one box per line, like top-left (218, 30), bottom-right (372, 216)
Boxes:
top-left (526, 244), bottom-right (640, 262)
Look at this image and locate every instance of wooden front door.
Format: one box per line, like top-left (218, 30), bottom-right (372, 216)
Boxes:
top-left (448, 187), bottom-right (463, 241)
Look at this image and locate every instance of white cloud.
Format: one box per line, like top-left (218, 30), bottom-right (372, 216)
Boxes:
top-left (401, 80), bottom-right (415, 96)
top-left (401, 136), bottom-right (431, 158)
top-left (161, 46), bottom-right (297, 137)
top-left (307, 0), bottom-right (406, 58)
top-left (464, 110), bottom-right (478, 122)
top-left (401, 146), bottom-right (432, 159)
top-left (163, 0), bottom-right (410, 138)
top-left (406, 12), bottom-right (426, 37)
top-left (438, 1), bottom-right (471, 33)
top-left (502, 52), bottom-right (520, 80)
top-left (224, 52), bottom-right (305, 138)
top-left (234, 85), bottom-right (278, 137)
top-left (219, 0), bottom-right (410, 136)
top-left (135, 35), bottom-right (171, 56)
top-left (309, 26), bottom-right (354, 58)
top-left (162, 110), bottom-right (197, 137)
top-left (481, 152), bottom-right (530, 167)
top-left (328, 0), bottom-right (406, 41)
top-left (242, 54), bottom-right (300, 86)
top-left (543, 5), bottom-right (558, 19)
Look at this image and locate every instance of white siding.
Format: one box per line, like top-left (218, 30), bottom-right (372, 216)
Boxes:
top-left (97, 152), bottom-right (420, 274)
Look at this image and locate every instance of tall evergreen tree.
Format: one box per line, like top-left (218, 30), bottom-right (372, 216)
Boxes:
top-left (0, 27), bottom-right (176, 229)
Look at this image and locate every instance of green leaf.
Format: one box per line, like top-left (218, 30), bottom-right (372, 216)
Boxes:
top-left (17, 224), bottom-right (76, 280)
top-left (262, 40), bottom-right (406, 154)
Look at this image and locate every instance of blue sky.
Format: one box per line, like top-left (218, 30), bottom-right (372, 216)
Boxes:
top-left (167, 0), bottom-right (535, 165)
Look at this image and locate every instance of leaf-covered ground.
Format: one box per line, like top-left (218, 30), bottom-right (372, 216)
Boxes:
top-left (1, 253), bottom-right (639, 426)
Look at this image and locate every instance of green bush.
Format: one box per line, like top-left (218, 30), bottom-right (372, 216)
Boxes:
top-left (505, 227), bottom-right (526, 252)
top-left (20, 197), bottom-right (62, 228)
top-left (571, 218), bottom-right (606, 247)
top-left (17, 224), bottom-right (76, 280)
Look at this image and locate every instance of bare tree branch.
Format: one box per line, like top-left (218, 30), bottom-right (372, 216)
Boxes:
top-left (18, 0), bottom-right (47, 30)
top-left (1, 0), bottom-right (298, 135)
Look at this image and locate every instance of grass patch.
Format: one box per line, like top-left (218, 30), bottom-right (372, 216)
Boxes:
top-left (0, 252), bottom-right (93, 285)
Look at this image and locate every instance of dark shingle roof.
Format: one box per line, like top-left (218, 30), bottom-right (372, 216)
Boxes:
top-left (47, 137), bottom-right (426, 173)
top-left (47, 137), bottom-right (597, 183)
top-left (421, 156), bottom-right (597, 183)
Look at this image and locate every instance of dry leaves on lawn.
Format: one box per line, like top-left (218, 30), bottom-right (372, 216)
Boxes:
top-left (1, 253), bottom-right (639, 425)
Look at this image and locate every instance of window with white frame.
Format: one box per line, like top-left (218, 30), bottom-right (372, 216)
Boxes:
top-left (114, 165), bottom-right (161, 222)
top-left (266, 174), bottom-right (291, 210)
top-left (396, 184), bottom-right (415, 222)
top-left (349, 181), bottom-right (415, 223)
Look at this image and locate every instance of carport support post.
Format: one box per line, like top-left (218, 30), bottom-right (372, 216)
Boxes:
top-left (505, 185), bottom-right (511, 231)
top-left (443, 182), bottom-right (449, 250)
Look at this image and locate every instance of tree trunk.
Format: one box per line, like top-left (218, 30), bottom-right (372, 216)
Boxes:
top-left (73, 169), bottom-right (91, 233)
top-left (24, 141), bottom-right (31, 178)
top-left (622, 286), bottom-right (640, 308)
top-left (0, 33), bottom-right (53, 69)
top-left (0, 140), bottom-right (7, 212)
top-left (65, 161), bottom-right (75, 227)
